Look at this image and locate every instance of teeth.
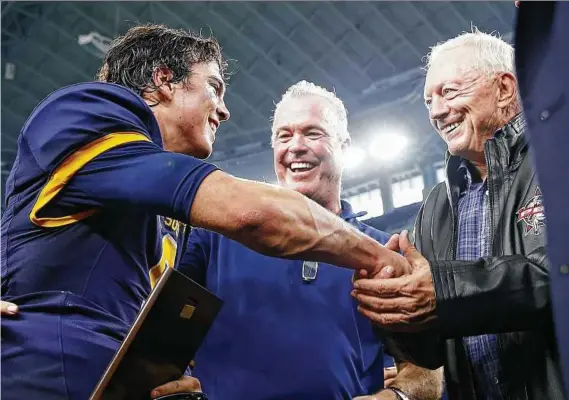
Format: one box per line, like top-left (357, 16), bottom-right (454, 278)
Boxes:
top-left (443, 122), bottom-right (461, 134)
top-left (290, 162), bottom-right (314, 172)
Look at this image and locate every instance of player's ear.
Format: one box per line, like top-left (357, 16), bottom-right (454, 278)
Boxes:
top-left (152, 66), bottom-right (175, 103)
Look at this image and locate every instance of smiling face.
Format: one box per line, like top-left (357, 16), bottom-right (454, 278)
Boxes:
top-left (158, 61), bottom-right (230, 158)
top-left (424, 47), bottom-right (510, 161)
top-left (272, 95), bottom-right (347, 211)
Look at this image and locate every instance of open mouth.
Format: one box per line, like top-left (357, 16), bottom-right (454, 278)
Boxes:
top-left (441, 121), bottom-right (462, 137)
top-left (289, 162), bottom-right (316, 173)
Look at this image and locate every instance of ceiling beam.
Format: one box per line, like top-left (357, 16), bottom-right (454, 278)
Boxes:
top-left (447, 3), bottom-right (473, 30)
top-left (327, 2), bottom-right (397, 72)
top-left (199, 3), bottom-right (289, 98)
top-left (365, 3), bottom-right (423, 59)
top-left (485, 3), bottom-right (509, 27)
top-left (241, 2), bottom-right (353, 96)
top-left (7, 8), bottom-right (95, 81)
top-left (285, 3), bottom-right (374, 85)
top-left (407, 3), bottom-right (444, 42)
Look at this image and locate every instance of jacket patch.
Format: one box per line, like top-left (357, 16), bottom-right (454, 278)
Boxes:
top-left (516, 187), bottom-right (546, 235)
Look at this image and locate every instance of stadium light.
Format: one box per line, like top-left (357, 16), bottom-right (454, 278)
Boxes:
top-left (369, 132), bottom-right (409, 162)
top-left (343, 145), bottom-right (366, 170)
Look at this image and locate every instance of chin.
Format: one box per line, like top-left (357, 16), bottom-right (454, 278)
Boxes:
top-left (187, 137), bottom-right (212, 158)
top-left (287, 183), bottom-right (313, 196)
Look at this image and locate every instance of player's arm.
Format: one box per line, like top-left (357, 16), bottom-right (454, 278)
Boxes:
top-left (37, 139), bottom-right (401, 275)
top-left (189, 171), bottom-right (406, 273)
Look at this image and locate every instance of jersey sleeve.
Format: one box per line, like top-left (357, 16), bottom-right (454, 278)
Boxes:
top-left (33, 139), bottom-right (218, 226)
top-left (23, 82), bottom-right (162, 171)
top-left (25, 82), bottom-right (217, 226)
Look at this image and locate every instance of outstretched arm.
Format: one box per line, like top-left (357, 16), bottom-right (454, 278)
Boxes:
top-left (189, 171), bottom-right (408, 274)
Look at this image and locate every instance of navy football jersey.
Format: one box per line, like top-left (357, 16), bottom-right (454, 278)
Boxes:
top-left (1, 82), bottom-right (217, 399)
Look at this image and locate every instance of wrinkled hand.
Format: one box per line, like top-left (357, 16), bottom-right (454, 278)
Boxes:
top-left (352, 231), bottom-right (437, 332)
top-left (151, 375), bottom-right (202, 399)
top-left (1, 300), bottom-right (18, 316)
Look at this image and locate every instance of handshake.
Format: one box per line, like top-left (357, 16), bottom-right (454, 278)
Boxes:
top-left (351, 230), bottom-right (438, 333)
top-left (0, 230), bottom-right (438, 335)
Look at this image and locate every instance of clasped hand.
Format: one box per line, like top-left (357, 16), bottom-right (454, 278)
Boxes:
top-left (352, 230), bottom-right (438, 332)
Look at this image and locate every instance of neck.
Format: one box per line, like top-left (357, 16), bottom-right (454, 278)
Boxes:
top-left (313, 194), bottom-right (342, 216)
top-left (149, 103), bottom-right (173, 151)
top-left (468, 155), bottom-right (487, 182)
top-left (469, 111), bottom-right (519, 181)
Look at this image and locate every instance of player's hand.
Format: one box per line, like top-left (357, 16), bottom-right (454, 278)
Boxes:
top-left (354, 233), bottom-right (412, 283)
top-left (515, 1), bottom-right (520, 7)
top-left (150, 375), bottom-right (202, 399)
top-left (0, 300), bottom-right (19, 316)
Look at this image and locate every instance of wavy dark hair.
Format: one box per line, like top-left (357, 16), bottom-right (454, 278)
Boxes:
top-left (96, 24), bottom-right (227, 97)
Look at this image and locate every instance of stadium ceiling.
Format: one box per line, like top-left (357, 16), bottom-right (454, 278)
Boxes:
top-left (1, 1), bottom-right (515, 188)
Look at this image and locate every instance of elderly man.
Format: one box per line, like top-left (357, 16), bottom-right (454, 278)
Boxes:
top-left (176, 81), bottom-right (443, 400)
top-left (352, 30), bottom-right (565, 399)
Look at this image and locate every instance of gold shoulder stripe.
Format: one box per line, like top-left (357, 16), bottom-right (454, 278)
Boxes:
top-left (30, 132), bottom-right (151, 228)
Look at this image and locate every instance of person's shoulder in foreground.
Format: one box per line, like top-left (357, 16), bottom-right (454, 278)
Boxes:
top-left (515, 1), bottom-right (569, 395)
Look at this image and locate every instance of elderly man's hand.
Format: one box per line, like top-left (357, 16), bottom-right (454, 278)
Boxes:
top-left (352, 231), bottom-right (437, 332)
top-left (151, 375), bottom-right (202, 399)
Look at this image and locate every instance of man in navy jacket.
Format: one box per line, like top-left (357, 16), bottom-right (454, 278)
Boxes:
top-left (515, 1), bottom-right (569, 395)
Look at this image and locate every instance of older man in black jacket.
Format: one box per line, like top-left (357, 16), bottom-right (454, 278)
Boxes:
top-left (352, 29), bottom-right (565, 399)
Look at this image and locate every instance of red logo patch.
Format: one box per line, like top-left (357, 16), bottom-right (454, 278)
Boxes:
top-left (516, 187), bottom-right (545, 236)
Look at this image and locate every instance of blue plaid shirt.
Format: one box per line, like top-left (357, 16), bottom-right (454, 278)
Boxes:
top-left (456, 162), bottom-right (504, 399)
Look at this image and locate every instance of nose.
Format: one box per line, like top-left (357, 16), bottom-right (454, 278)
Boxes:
top-left (429, 95), bottom-right (450, 122)
top-left (288, 133), bottom-right (308, 153)
top-left (217, 99), bottom-right (230, 122)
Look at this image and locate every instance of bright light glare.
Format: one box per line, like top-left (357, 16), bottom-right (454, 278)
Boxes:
top-left (343, 146), bottom-right (366, 170)
top-left (370, 133), bottom-right (409, 162)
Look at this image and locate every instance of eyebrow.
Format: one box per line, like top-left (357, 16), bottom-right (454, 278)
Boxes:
top-left (302, 124), bottom-right (328, 134)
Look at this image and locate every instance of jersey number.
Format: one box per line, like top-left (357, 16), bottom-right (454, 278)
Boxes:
top-left (149, 234), bottom-right (177, 288)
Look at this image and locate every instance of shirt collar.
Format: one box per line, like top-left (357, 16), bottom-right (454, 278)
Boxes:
top-left (457, 159), bottom-right (486, 194)
top-left (340, 199), bottom-right (367, 221)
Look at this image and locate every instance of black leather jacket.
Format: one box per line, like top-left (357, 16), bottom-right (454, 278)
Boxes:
top-left (412, 115), bottom-right (565, 399)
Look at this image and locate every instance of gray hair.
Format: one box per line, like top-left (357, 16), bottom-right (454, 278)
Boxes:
top-left (271, 80), bottom-right (350, 144)
top-left (424, 28), bottom-right (515, 76)
top-left (424, 27), bottom-right (520, 114)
